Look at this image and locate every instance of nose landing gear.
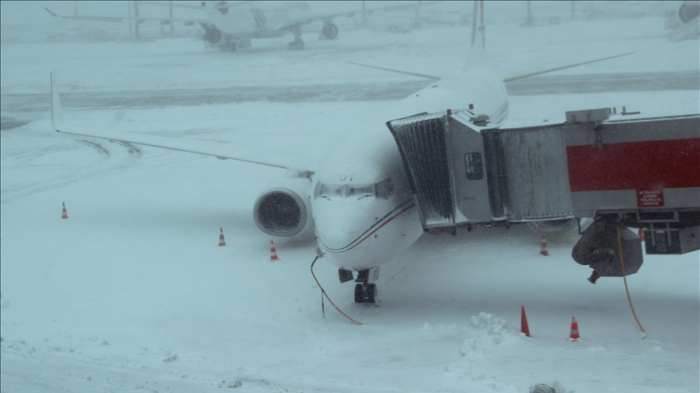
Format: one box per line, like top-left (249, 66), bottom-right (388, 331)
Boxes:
top-left (339, 268), bottom-right (379, 304)
top-left (354, 283), bottom-right (377, 304)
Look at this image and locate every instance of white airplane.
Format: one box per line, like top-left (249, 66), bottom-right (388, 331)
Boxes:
top-left (45, 1), bottom-right (430, 51)
top-left (50, 46), bottom-right (633, 304)
top-left (200, 1), bottom-right (342, 50)
top-left (186, 1), bottom-right (435, 51)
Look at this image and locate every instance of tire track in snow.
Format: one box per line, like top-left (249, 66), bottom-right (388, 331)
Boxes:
top-left (2, 139), bottom-right (144, 204)
top-left (78, 139), bottom-right (109, 155)
top-left (2, 71), bottom-right (696, 113)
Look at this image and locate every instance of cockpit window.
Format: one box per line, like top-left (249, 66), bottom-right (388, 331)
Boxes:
top-left (314, 177), bottom-right (394, 200)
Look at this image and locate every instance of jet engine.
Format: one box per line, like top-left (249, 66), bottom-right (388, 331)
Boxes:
top-left (678, 2), bottom-right (700, 24)
top-left (526, 218), bottom-right (579, 234)
top-left (321, 22), bottom-right (338, 40)
top-left (203, 26), bottom-right (222, 44)
top-left (253, 177), bottom-right (314, 238)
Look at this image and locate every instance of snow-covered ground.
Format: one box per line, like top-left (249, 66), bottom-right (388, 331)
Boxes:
top-left (2, 4), bottom-right (699, 393)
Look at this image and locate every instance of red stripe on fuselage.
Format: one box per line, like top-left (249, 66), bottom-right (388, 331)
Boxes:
top-left (322, 202), bottom-right (416, 254)
top-left (567, 138), bottom-right (700, 192)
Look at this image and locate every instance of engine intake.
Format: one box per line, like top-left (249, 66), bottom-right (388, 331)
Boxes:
top-left (204, 27), bottom-right (222, 44)
top-left (322, 22), bottom-right (338, 40)
top-left (254, 178), bottom-right (313, 238)
top-left (679, 3), bottom-right (700, 24)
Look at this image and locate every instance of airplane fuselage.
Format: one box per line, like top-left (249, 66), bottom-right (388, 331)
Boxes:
top-left (312, 67), bottom-right (509, 271)
top-left (203, 1), bottom-right (313, 39)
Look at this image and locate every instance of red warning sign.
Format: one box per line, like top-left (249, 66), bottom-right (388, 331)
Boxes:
top-left (637, 190), bottom-right (664, 207)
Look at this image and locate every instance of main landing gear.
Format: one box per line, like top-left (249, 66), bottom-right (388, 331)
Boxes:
top-left (339, 268), bottom-right (379, 304)
top-left (288, 26), bottom-right (305, 50)
top-left (288, 38), bottom-right (305, 50)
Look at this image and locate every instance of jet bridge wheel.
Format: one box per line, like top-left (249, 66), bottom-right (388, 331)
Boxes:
top-left (354, 283), bottom-right (376, 304)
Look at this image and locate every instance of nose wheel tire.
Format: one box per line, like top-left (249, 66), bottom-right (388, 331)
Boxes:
top-left (354, 283), bottom-right (376, 304)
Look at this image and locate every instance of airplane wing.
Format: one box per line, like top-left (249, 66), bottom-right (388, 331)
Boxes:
top-left (137, 2), bottom-right (207, 10)
top-left (50, 72), bottom-right (308, 172)
top-left (349, 52), bottom-right (636, 83)
top-left (502, 52), bottom-right (636, 82)
top-left (44, 7), bottom-right (207, 25)
top-left (348, 62), bottom-right (441, 80)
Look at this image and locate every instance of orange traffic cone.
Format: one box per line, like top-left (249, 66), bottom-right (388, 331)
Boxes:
top-left (638, 228), bottom-right (645, 242)
top-left (61, 202), bottom-right (68, 219)
top-left (269, 239), bottom-right (280, 262)
top-left (521, 305), bottom-right (531, 337)
top-left (218, 227), bottom-right (226, 247)
top-left (569, 317), bottom-right (580, 341)
top-left (540, 235), bottom-right (548, 256)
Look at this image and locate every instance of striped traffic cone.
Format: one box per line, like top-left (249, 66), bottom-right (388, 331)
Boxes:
top-left (540, 235), bottom-right (548, 256)
top-left (269, 239), bottom-right (280, 262)
top-left (61, 202), bottom-right (68, 219)
top-left (218, 227), bottom-right (226, 247)
top-left (638, 228), bottom-right (645, 242)
top-left (568, 317), bottom-right (580, 341)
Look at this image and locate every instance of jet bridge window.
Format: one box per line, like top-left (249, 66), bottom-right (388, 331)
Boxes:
top-left (464, 152), bottom-right (484, 180)
top-left (314, 178), bottom-right (394, 200)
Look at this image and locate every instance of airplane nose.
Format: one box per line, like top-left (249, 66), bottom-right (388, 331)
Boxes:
top-left (314, 200), bottom-right (373, 260)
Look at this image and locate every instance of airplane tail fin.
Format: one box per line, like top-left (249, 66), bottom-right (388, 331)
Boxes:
top-left (464, 1), bottom-right (487, 72)
top-left (470, 0), bottom-right (485, 50)
top-left (50, 71), bottom-right (64, 131)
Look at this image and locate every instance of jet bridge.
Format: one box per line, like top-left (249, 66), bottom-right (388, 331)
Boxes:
top-left (387, 109), bottom-right (578, 230)
top-left (387, 108), bottom-right (700, 262)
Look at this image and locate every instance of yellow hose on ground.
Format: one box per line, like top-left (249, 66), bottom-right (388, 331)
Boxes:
top-left (617, 226), bottom-right (647, 338)
top-left (310, 256), bottom-right (363, 326)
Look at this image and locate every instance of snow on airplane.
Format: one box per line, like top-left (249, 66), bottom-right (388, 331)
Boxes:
top-left (45, 1), bottom-right (431, 51)
top-left (49, 46), bottom-right (635, 304)
top-left (197, 1), bottom-right (428, 51)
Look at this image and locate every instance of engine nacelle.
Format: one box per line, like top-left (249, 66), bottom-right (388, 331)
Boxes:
top-left (526, 218), bottom-right (579, 234)
top-left (204, 27), bottom-right (222, 44)
top-left (322, 22), bottom-right (339, 40)
top-left (679, 2), bottom-right (700, 24)
top-left (253, 177), bottom-right (314, 238)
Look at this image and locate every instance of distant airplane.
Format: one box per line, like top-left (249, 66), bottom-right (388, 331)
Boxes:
top-left (45, 1), bottom-right (430, 51)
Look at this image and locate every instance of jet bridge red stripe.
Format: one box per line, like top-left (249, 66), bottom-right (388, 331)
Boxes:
top-left (566, 138), bottom-right (700, 192)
